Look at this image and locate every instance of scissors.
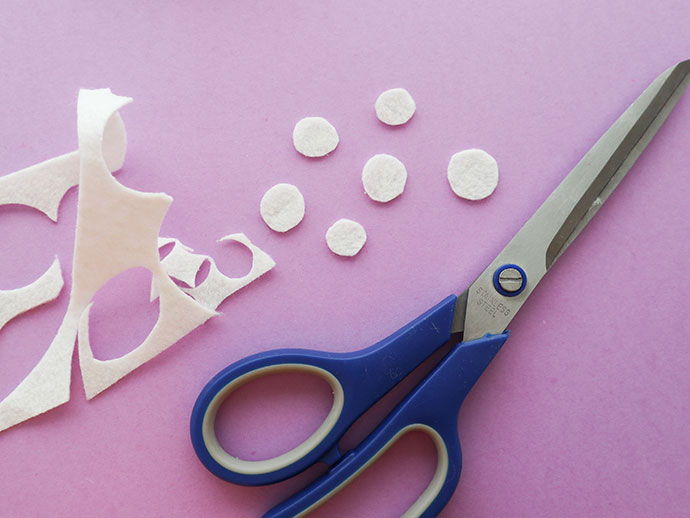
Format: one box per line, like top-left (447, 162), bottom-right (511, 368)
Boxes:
top-left (190, 60), bottom-right (690, 518)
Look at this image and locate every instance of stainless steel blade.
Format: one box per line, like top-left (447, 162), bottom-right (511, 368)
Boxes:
top-left (453, 60), bottom-right (690, 340)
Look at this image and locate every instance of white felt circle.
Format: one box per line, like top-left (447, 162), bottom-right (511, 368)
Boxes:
top-left (362, 154), bottom-right (407, 203)
top-left (375, 88), bottom-right (416, 126)
top-left (260, 183), bottom-right (305, 232)
top-left (292, 117), bottom-right (339, 157)
top-left (325, 219), bottom-right (367, 257)
top-left (447, 149), bottom-right (499, 201)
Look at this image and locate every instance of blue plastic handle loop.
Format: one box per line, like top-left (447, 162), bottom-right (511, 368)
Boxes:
top-left (190, 295), bottom-right (458, 486)
top-left (263, 332), bottom-right (509, 518)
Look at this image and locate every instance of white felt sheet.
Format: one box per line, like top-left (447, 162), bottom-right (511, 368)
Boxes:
top-left (0, 113), bottom-right (126, 221)
top-left (150, 238), bottom-right (209, 301)
top-left (0, 257), bottom-right (64, 331)
top-left (0, 89), bottom-right (216, 431)
top-left (0, 89), bottom-right (278, 432)
top-left (184, 233), bottom-right (275, 311)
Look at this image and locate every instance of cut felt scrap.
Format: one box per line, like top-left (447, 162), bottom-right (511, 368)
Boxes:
top-left (157, 236), bottom-right (180, 250)
top-left (0, 113), bottom-right (127, 221)
top-left (375, 88), bottom-right (416, 126)
top-left (0, 257), bottom-right (64, 331)
top-left (0, 89), bottom-right (217, 431)
top-left (184, 233), bottom-right (275, 311)
top-left (447, 149), bottom-right (499, 201)
top-left (0, 111), bottom-right (124, 372)
top-left (159, 238), bottom-right (208, 286)
top-left (292, 117), bottom-right (339, 157)
top-left (150, 238), bottom-right (209, 301)
top-left (326, 219), bottom-right (367, 257)
top-left (71, 89), bottom-right (216, 400)
top-left (260, 183), bottom-right (305, 232)
top-left (362, 154), bottom-right (407, 203)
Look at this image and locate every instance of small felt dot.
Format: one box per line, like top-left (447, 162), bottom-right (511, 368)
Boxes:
top-left (292, 117), bottom-right (339, 157)
top-left (362, 154), bottom-right (407, 203)
top-left (375, 88), bottom-right (416, 126)
top-left (260, 183), bottom-right (305, 232)
top-left (326, 219), bottom-right (367, 257)
top-left (447, 149), bottom-right (499, 201)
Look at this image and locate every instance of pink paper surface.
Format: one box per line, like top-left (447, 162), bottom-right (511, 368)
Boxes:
top-left (1, 1), bottom-right (689, 516)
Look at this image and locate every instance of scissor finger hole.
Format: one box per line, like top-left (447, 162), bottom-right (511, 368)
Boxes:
top-left (299, 424), bottom-right (449, 517)
top-left (215, 370), bottom-right (333, 460)
top-left (309, 426), bottom-right (443, 518)
top-left (202, 364), bottom-right (344, 475)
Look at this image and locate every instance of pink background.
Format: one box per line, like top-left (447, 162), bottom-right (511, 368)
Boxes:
top-left (1, 1), bottom-right (689, 517)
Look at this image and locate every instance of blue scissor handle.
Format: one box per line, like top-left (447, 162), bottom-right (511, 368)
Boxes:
top-left (264, 332), bottom-right (509, 518)
top-left (191, 295), bottom-right (459, 486)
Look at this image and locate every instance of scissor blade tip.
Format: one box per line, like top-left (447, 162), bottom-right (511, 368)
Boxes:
top-left (668, 59), bottom-right (690, 78)
top-left (676, 59), bottom-right (690, 70)
top-left (656, 60), bottom-right (690, 81)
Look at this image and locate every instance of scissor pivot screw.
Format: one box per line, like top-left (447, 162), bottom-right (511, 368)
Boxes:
top-left (493, 264), bottom-right (527, 297)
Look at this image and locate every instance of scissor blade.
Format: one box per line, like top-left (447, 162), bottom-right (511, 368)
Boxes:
top-left (455, 60), bottom-right (690, 340)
